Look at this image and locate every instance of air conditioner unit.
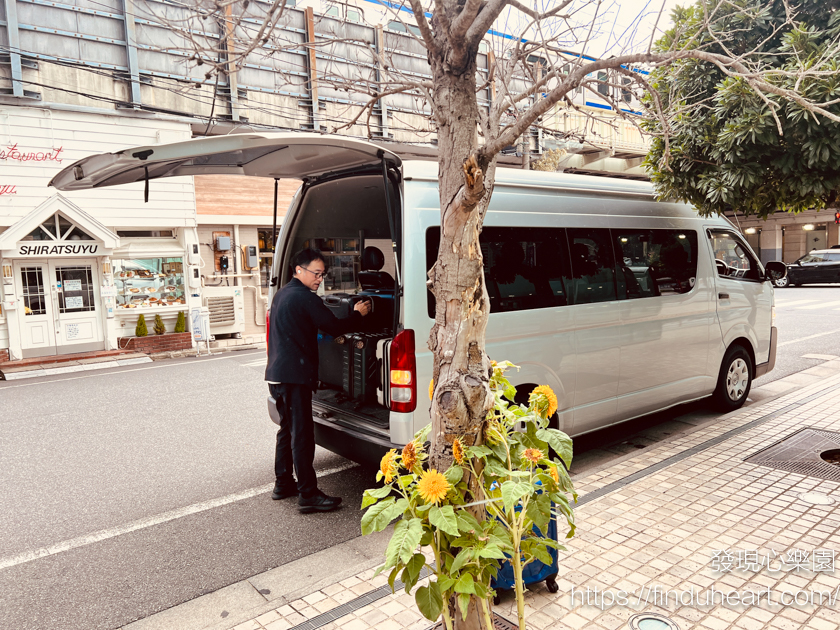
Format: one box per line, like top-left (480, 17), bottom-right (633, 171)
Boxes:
top-left (202, 286), bottom-right (245, 335)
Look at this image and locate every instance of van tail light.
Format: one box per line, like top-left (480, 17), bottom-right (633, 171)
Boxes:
top-left (266, 308), bottom-right (270, 353)
top-left (389, 329), bottom-right (416, 413)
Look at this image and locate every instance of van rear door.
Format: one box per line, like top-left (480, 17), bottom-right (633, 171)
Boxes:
top-left (49, 132), bottom-right (400, 191)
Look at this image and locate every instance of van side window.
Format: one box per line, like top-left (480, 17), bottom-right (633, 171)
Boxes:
top-left (708, 230), bottom-right (761, 281)
top-left (613, 229), bottom-right (699, 298)
top-left (567, 228), bottom-right (617, 304)
top-left (425, 227), bottom-right (571, 316)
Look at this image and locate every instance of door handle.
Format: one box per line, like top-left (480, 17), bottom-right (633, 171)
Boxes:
top-left (718, 293), bottom-right (730, 300)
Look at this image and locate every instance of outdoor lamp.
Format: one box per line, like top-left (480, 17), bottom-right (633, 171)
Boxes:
top-left (804, 224), bottom-right (815, 231)
top-left (2, 262), bottom-right (12, 285)
top-left (745, 227), bottom-right (757, 235)
top-left (102, 261), bottom-right (112, 276)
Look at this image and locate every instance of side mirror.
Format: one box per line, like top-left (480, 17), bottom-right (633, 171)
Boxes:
top-left (765, 261), bottom-right (787, 282)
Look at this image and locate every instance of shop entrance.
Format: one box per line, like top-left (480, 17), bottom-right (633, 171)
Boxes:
top-left (14, 259), bottom-right (104, 358)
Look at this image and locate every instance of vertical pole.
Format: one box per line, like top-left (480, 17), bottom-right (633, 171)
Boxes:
top-left (272, 178), bottom-right (279, 255)
top-left (374, 25), bottom-right (389, 138)
top-left (222, 4), bottom-right (241, 121)
top-left (4, 0), bottom-right (24, 97)
top-left (122, 0), bottom-right (142, 106)
top-left (304, 7), bottom-right (320, 131)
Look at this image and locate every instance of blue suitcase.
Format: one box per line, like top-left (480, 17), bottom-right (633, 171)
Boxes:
top-left (490, 498), bottom-right (559, 603)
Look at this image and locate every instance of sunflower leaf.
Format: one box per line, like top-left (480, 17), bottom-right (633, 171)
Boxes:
top-left (415, 582), bottom-right (443, 621)
top-left (429, 505), bottom-right (460, 537)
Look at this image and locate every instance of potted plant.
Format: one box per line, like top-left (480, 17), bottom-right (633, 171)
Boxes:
top-left (153, 314), bottom-right (166, 336)
top-left (135, 314), bottom-right (148, 337)
top-left (361, 362), bottom-right (576, 630)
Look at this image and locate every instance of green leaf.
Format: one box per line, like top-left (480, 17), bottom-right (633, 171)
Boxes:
top-left (526, 493), bottom-right (551, 534)
top-left (429, 505), bottom-right (460, 537)
top-left (454, 572), bottom-right (476, 595)
top-left (398, 474), bottom-right (414, 488)
top-left (457, 512), bottom-right (481, 534)
top-left (478, 545), bottom-right (507, 560)
top-left (501, 480), bottom-right (532, 512)
top-left (466, 445), bottom-right (492, 458)
top-left (457, 593), bottom-right (472, 620)
top-left (388, 566), bottom-right (400, 593)
top-left (361, 485), bottom-right (392, 509)
top-left (536, 428), bottom-right (573, 468)
top-left (415, 582), bottom-right (443, 621)
top-left (451, 547), bottom-right (472, 574)
top-left (401, 553), bottom-right (425, 594)
top-left (385, 518), bottom-right (424, 568)
top-left (531, 544), bottom-right (554, 567)
top-left (361, 497), bottom-right (395, 536)
top-left (444, 465), bottom-right (463, 485)
top-left (437, 575), bottom-right (456, 592)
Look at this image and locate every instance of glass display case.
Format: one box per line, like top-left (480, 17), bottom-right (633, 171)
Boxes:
top-left (113, 257), bottom-right (186, 309)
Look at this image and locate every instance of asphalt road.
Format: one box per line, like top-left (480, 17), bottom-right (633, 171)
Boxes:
top-left (1, 286), bottom-right (838, 629)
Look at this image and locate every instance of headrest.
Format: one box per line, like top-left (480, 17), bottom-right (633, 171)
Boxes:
top-left (361, 246), bottom-right (385, 271)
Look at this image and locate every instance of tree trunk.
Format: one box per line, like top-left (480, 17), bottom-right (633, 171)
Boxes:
top-left (427, 50), bottom-right (497, 630)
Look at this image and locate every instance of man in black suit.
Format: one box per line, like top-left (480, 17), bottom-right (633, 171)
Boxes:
top-left (266, 248), bottom-right (370, 513)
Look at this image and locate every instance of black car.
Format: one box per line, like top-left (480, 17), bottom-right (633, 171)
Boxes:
top-left (773, 249), bottom-right (840, 287)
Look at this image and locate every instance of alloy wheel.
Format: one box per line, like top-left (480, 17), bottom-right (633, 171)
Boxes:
top-left (773, 276), bottom-right (789, 288)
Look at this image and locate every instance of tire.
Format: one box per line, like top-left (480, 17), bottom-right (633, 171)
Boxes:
top-left (773, 276), bottom-right (789, 288)
top-left (712, 345), bottom-right (753, 412)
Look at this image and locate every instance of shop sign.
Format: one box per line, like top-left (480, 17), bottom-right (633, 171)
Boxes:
top-left (17, 243), bottom-right (99, 256)
top-left (66, 323), bottom-right (81, 340)
top-left (65, 296), bottom-right (84, 309)
top-left (100, 286), bottom-right (117, 298)
top-left (65, 279), bottom-right (82, 291)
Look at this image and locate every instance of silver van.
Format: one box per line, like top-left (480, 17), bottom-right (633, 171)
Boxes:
top-left (51, 133), bottom-right (782, 464)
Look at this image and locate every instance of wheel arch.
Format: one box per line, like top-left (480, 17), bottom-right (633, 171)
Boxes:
top-left (727, 337), bottom-right (756, 375)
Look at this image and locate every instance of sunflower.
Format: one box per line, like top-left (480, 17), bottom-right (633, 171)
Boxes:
top-left (485, 420), bottom-right (505, 446)
top-left (417, 469), bottom-right (450, 504)
top-left (401, 441), bottom-right (418, 471)
top-left (530, 385), bottom-right (558, 419)
top-left (452, 437), bottom-right (465, 465)
top-left (380, 449), bottom-right (398, 483)
top-left (522, 448), bottom-right (544, 465)
top-left (429, 379), bottom-right (435, 401)
top-left (549, 464), bottom-right (560, 484)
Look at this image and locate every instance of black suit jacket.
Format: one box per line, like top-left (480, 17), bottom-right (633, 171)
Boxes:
top-left (265, 278), bottom-right (362, 387)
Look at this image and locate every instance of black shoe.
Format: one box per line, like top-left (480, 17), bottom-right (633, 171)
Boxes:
top-left (298, 491), bottom-right (342, 513)
top-left (271, 482), bottom-right (298, 501)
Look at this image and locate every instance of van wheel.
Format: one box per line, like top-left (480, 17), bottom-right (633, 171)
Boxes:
top-left (713, 346), bottom-right (753, 411)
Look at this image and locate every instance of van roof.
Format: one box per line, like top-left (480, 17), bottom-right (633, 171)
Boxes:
top-left (402, 160), bottom-right (656, 197)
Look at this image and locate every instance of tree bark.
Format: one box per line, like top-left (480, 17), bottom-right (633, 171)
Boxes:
top-left (426, 42), bottom-right (496, 630)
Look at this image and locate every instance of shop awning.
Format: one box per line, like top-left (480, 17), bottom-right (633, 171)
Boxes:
top-left (49, 133), bottom-right (401, 192)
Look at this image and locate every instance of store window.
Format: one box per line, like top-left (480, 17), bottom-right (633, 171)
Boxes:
top-left (305, 237), bottom-right (360, 292)
top-left (113, 257), bottom-right (186, 309)
top-left (613, 229), bottom-right (698, 298)
top-left (258, 229), bottom-right (276, 290)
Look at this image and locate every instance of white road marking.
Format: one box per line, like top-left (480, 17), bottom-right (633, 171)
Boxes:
top-left (0, 462), bottom-right (359, 572)
top-left (241, 360), bottom-right (267, 368)
top-left (797, 300), bottom-right (840, 310)
top-left (778, 328), bottom-right (840, 348)
top-left (0, 351), bottom-right (265, 389)
top-left (801, 354), bottom-right (840, 360)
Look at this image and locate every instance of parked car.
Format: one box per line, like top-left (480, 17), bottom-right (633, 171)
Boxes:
top-left (50, 133), bottom-right (787, 465)
top-left (771, 249), bottom-right (840, 287)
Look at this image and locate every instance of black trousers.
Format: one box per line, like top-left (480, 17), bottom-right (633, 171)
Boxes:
top-left (270, 383), bottom-right (318, 498)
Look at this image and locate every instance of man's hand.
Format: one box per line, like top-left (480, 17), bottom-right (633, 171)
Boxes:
top-left (354, 299), bottom-right (372, 316)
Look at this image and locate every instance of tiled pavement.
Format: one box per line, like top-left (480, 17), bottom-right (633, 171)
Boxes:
top-left (134, 364), bottom-right (840, 630)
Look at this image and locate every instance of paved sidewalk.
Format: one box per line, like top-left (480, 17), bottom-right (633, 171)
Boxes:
top-left (127, 364), bottom-right (840, 630)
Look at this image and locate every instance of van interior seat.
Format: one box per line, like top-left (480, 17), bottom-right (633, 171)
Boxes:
top-left (359, 246), bottom-right (394, 290)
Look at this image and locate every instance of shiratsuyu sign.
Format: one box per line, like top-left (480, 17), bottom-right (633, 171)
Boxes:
top-left (17, 243), bottom-right (100, 256)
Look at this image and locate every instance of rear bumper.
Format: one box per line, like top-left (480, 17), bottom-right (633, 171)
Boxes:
top-left (755, 326), bottom-right (777, 378)
top-left (267, 395), bottom-right (402, 466)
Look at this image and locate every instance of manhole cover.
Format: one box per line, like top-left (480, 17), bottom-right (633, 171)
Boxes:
top-left (745, 428), bottom-right (840, 482)
top-left (799, 492), bottom-right (836, 505)
top-left (428, 613), bottom-right (517, 630)
top-left (629, 613), bottom-right (680, 630)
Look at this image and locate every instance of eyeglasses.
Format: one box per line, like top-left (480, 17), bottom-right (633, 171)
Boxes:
top-left (299, 266), bottom-right (328, 279)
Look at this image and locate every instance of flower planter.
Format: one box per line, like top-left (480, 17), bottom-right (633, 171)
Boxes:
top-left (117, 332), bottom-right (193, 354)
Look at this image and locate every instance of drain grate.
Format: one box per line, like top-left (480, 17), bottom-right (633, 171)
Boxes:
top-left (745, 427), bottom-right (840, 481)
top-left (428, 613), bottom-right (518, 630)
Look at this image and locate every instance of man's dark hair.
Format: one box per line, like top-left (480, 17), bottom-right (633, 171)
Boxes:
top-left (292, 247), bottom-right (327, 270)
